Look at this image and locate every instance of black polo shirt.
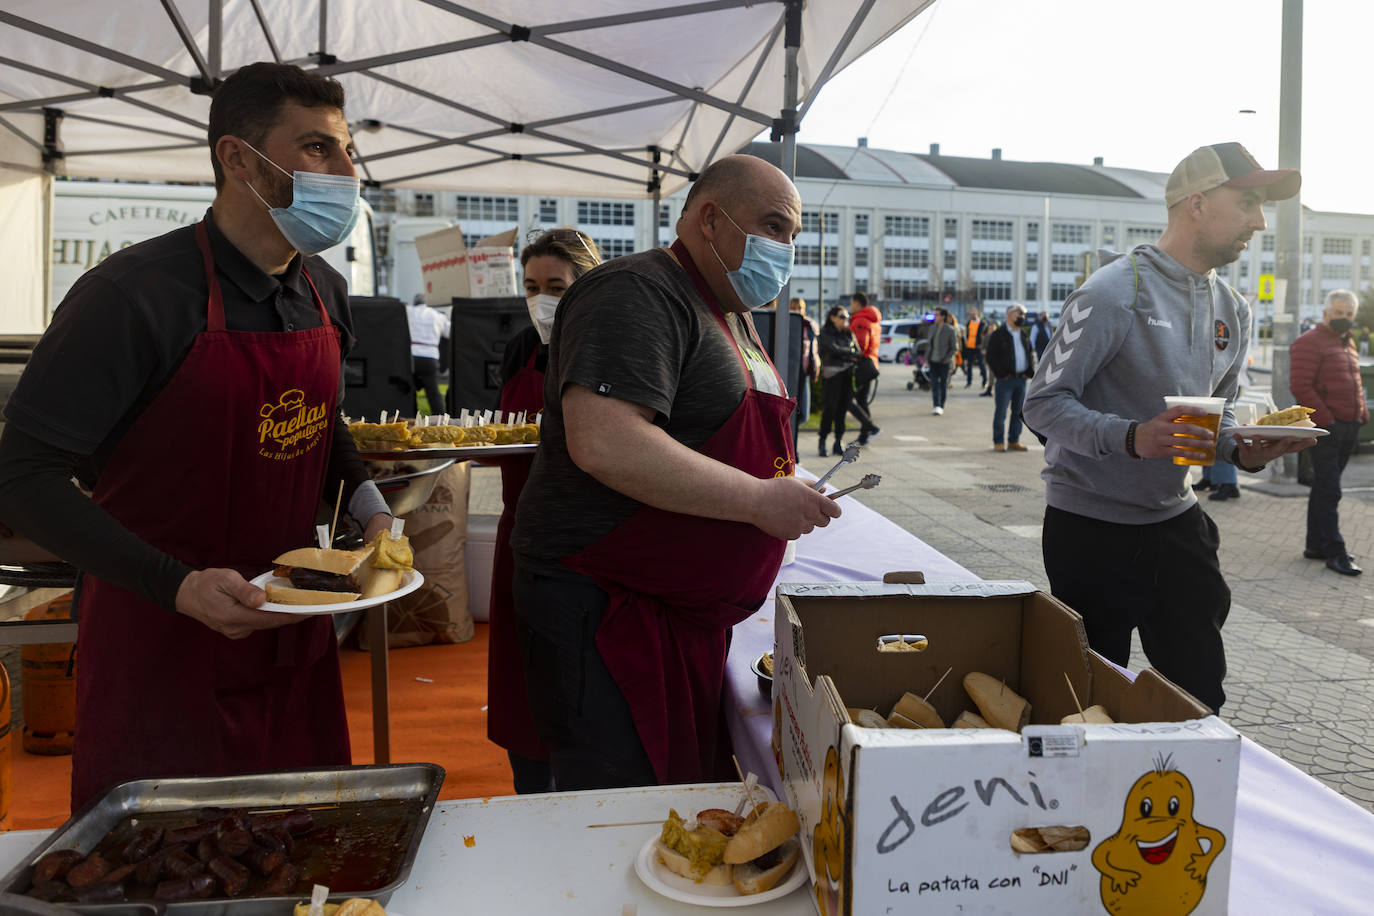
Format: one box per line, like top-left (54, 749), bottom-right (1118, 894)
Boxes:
top-left (0, 208), bottom-right (369, 611)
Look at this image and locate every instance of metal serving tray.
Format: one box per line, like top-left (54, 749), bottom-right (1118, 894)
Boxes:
top-left (0, 763), bottom-right (444, 915)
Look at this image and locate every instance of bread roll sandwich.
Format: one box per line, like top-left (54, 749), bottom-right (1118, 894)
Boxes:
top-left (655, 802), bottom-right (801, 895)
top-left (963, 671), bottom-right (1031, 732)
top-left (655, 808), bottom-right (733, 885)
top-left (1258, 405), bottom-right (1316, 428)
top-left (360, 531), bottom-right (414, 597)
top-left (267, 547), bottom-right (374, 604)
top-left (293, 898), bottom-right (387, 916)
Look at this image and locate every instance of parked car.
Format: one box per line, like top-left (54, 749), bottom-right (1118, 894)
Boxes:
top-left (877, 317), bottom-right (928, 363)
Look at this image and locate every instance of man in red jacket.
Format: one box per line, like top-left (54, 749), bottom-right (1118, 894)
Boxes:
top-left (847, 292), bottom-right (882, 443)
top-left (1291, 289), bottom-right (1368, 576)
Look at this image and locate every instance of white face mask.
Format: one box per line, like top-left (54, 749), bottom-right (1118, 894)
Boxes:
top-left (526, 293), bottom-right (561, 344)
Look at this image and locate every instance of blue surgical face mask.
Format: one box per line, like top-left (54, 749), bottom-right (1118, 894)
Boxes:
top-left (240, 139), bottom-right (360, 256)
top-left (709, 208), bottom-right (795, 309)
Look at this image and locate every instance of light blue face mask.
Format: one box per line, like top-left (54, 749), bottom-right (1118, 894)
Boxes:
top-left (240, 139), bottom-right (360, 256)
top-left (710, 207), bottom-right (795, 309)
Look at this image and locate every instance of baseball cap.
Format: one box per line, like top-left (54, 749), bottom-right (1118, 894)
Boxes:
top-left (1164, 142), bottom-right (1301, 208)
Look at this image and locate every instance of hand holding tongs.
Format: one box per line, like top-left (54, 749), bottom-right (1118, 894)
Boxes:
top-left (828, 473), bottom-right (881, 500)
top-left (811, 442), bottom-right (861, 491)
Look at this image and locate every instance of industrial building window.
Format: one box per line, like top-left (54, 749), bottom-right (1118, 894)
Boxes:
top-left (363, 187), bottom-right (396, 213)
top-left (1026, 222), bottom-right (1040, 242)
top-left (1323, 237), bottom-right (1353, 256)
top-left (659, 205), bottom-right (671, 228)
top-left (976, 282), bottom-right (1013, 300)
top-left (455, 194), bottom-right (519, 221)
top-left (414, 193), bottom-right (435, 217)
top-left (884, 279), bottom-right (928, 300)
top-left (944, 217), bottom-right (959, 236)
top-left (884, 215), bottom-right (930, 238)
top-left (854, 213), bottom-right (869, 236)
top-left (1024, 282), bottom-right (1038, 301)
top-left (970, 251), bottom-right (1013, 270)
top-left (795, 245), bottom-right (839, 267)
top-left (883, 248), bottom-right (930, 269)
top-left (1125, 225), bottom-right (1163, 246)
top-left (1101, 225), bottom-right (1116, 247)
top-left (1364, 239), bottom-right (1372, 257)
top-left (1262, 234), bottom-right (1276, 252)
top-left (944, 249), bottom-right (957, 270)
top-left (1325, 263), bottom-right (1351, 279)
top-left (538, 198), bottom-right (558, 223)
top-left (970, 219), bottom-right (1013, 241)
top-left (1050, 282), bottom-right (1077, 301)
top-left (1025, 253), bottom-right (1038, 271)
top-left (1303, 237), bottom-right (1313, 253)
top-left (578, 201), bottom-right (635, 225)
top-left (1051, 222), bottom-right (1090, 245)
top-left (801, 210), bottom-right (840, 233)
top-left (374, 224), bottom-right (390, 258)
top-left (855, 247), bottom-right (868, 267)
top-left (591, 237), bottom-right (636, 259)
top-left (1050, 253), bottom-right (1080, 272)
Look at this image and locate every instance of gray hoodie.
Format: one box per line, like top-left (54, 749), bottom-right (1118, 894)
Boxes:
top-left (1022, 245), bottom-right (1250, 524)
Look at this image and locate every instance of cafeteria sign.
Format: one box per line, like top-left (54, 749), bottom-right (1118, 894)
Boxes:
top-left (258, 388), bottom-right (329, 461)
top-left (1258, 273), bottom-right (1275, 301)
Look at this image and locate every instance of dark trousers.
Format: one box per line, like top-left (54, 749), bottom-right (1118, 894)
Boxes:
top-left (413, 356), bottom-right (444, 415)
top-left (1042, 504), bottom-right (1230, 713)
top-left (507, 750), bottom-right (553, 795)
top-left (848, 375), bottom-right (875, 433)
top-left (961, 347), bottom-right (986, 385)
top-left (1307, 419), bottom-right (1362, 558)
top-left (512, 565), bottom-right (656, 791)
top-left (992, 376), bottom-right (1026, 444)
top-left (819, 371), bottom-right (855, 449)
top-left (929, 361), bottom-right (950, 408)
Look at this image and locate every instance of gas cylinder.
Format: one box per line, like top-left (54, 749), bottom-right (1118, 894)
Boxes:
top-left (21, 593), bottom-right (76, 755)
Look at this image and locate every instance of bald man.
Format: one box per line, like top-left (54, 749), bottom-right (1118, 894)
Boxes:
top-left (511, 155), bottom-right (838, 791)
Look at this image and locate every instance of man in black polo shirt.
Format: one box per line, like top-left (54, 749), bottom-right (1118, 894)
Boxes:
top-left (0, 62), bottom-right (392, 807)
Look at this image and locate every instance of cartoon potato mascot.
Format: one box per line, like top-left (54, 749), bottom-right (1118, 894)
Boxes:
top-left (812, 744), bottom-right (845, 916)
top-left (1092, 755), bottom-right (1226, 916)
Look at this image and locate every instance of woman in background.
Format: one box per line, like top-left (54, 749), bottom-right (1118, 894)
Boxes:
top-left (789, 297), bottom-right (820, 427)
top-left (928, 307), bottom-right (958, 416)
top-left (489, 228), bottom-right (601, 794)
top-left (817, 304), bottom-right (861, 457)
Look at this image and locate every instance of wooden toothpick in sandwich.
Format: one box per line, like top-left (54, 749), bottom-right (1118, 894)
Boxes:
top-left (923, 666), bottom-right (953, 703)
top-left (1064, 672), bottom-right (1086, 719)
top-left (328, 481), bottom-right (344, 547)
top-left (733, 754), bottom-right (760, 812)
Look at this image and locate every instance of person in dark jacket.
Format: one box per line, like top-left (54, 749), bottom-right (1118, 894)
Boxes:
top-left (1031, 312), bottom-right (1052, 359)
top-left (818, 305), bottom-right (861, 456)
top-left (926, 308), bottom-right (958, 415)
top-left (986, 304), bottom-right (1036, 451)
top-left (1291, 288), bottom-right (1369, 576)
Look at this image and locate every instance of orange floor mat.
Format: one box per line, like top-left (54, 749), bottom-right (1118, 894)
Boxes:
top-left (3, 623), bottom-right (511, 832)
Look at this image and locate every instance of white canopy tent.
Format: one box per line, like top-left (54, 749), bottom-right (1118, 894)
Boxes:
top-left (0, 0), bottom-right (933, 365)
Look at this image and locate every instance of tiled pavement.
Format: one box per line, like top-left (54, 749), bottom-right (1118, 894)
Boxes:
top-left (473, 360), bottom-right (1374, 814)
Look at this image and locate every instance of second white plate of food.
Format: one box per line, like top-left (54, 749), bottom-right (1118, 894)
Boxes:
top-left (250, 569), bottom-right (424, 615)
top-left (1230, 425), bottom-right (1330, 440)
top-left (633, 834), bottom-right (807, 908)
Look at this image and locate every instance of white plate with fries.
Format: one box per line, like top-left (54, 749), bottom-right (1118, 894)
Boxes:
top-left (1230, 425), bottom-right (1329, 441)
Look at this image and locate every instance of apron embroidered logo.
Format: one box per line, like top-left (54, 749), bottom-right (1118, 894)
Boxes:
top-left (773, 455), bottom-right (794, 478)
top-left (258, 387), bottom-right (330, 460)
top-left (1213, 319), bottom-right (1230, 351)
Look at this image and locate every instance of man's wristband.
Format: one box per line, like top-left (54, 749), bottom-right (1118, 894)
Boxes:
top-left (1125, 421), bottom-right (1143, 460)
top-left (1229, 450), bottom-right (1265, 474)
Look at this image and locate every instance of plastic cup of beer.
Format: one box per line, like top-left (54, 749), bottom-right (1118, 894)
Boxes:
top-left (1163, 396), bottom-right (1225, 466)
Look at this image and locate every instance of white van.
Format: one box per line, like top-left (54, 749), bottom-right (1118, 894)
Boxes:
top-left (51, 180), bottom-right (377, 317)
top-left (877, 316), bottom-right (929, 363)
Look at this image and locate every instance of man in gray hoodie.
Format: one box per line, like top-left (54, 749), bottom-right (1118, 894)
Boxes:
top-left (1023, 142), bottom-right (1313, 713)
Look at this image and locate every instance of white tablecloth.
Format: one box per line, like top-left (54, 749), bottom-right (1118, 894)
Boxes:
top-left (723, 475), bottom-right (1374, 914)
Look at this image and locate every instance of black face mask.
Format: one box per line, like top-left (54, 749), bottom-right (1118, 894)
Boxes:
top-left (1010, 316), bottom-right (1023, 327)
top-left (1330, 317), bottom-right (1354, 335)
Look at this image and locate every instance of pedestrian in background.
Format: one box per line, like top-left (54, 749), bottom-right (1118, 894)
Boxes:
top-left (847, 292), bottom-right (882, 444)
top-left (961, 306), bottom-right (988, 389)
top-left (986, 304), bottom-right (1034, 451)
top-left (790, 297), bottom-right (821, 425)
top-left (1291, 288), bottom-right (1368, 576)
top-left (1032, 312), bottom-right (1052, 360)
top-left (927, 307), bottom-right (957, 415)
top-left (408, 292), bottom-right (451, 414)
top-left (818, 304), bottom-right (861, 455)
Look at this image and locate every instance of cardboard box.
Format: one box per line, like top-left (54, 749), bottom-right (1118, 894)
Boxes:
top-left (773, 580), bottom-right (1239, 916)
top-left (415, 225), bottom-right (518, 301)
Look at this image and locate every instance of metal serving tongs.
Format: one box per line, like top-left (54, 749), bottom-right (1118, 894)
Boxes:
top-left (827, 473), bottom-right (881, 500)
top-left (811, 442), bottom-right (862, 491)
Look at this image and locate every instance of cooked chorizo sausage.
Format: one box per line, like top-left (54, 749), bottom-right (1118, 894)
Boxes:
top-left (242, 841), bottom-right (287, 878)
top-left (122, 827), bottom-right (164, 864)
top-left (65, 851), bottom-right (112, 887)
top-left (216, 826), bottom-right (254, 858)
top-left (31, 849), bottom-right (83, 884)
top-left (261, 861), bottom-right (300, 897)
top-left (153, 873), bottom-right (215, 901)
top-left (208, 855), bottom-right (251, 897)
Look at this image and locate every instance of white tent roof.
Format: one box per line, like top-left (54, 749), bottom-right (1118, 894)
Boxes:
top-left (0, 0), bottom-right (932, 198)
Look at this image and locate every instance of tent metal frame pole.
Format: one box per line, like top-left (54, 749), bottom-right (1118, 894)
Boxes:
top-left (773, 0), bottom-right (801, 395)
top-left (246, 0), bottom-right (283, 63)
top-left (318, 0), bottom-right (329, 62)
top-left (312, 34), bottom-right (510, 76)
top-left (536, 0), bottom-right (774, 36)
top-left (0, 12), bottom-right (184, 84)
top-left (208, 0), bottom-right (223, 79)
top-left (159, 0), bottom-right (214, 88)
top-left (704, 16), bottom-right (783, 166)
top-left (798, 0), bottom-right (876, 121)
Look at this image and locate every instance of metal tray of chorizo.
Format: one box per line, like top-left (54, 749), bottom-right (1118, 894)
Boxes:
top-left (0, 763), bottom-right (444, 915)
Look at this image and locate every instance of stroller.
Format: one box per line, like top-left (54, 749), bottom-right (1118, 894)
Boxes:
top-left (905, 338), bottom-right (931, 391)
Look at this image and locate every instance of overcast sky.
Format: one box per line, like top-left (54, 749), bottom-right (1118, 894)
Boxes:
top-left (793, 0), bottom-right (1362, 214)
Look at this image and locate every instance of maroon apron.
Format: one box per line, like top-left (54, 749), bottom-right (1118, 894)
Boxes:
top-left (71, 221), bottom-right (350, 809)
top-left (488, 347), bottom-right (549, 759)
top-left (561, 242), bottom-right (795, 784)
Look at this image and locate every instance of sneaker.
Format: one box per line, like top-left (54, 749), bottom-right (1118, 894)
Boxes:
top-left (818, 445), bottom-right (829, 458)
top-left (832, 442), bottom-right (843, 456)
top-left (932, 407), bottom-right (944, 416)
top-left (1192, 480), bottom-right (1214, 492)
top-left (993, 443), bottom-right (1006, 452)
top-left (865, 426), bottom-right (882, 442)
top-left (979, 390), bottom-right (993, 397)
top-left (1007, 442), bottom-right (1028, 452)
top-left (1208, 484), bottom-right (1241, 501)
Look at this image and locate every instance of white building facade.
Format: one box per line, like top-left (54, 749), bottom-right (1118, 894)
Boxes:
top-left (366, 141), bottom-right (1372, 322)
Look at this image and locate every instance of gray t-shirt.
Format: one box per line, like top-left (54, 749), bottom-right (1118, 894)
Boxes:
top-left (511, 245), bottom-right (779, 572)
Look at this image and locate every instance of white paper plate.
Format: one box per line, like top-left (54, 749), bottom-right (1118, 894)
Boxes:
top-left (1230, 425), bottom-right (1330, 441)
top-left (250, 568), bottom-right (424, 615)
top-left (633, 834), bottom-right (807, 907)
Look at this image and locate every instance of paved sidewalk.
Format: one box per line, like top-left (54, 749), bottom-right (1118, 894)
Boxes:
top-left (800, 362), bottom-right (1374, 812)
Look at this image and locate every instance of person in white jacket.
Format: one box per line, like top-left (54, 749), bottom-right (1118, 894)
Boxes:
top-left (408, 293), bottom-right (451, 414)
